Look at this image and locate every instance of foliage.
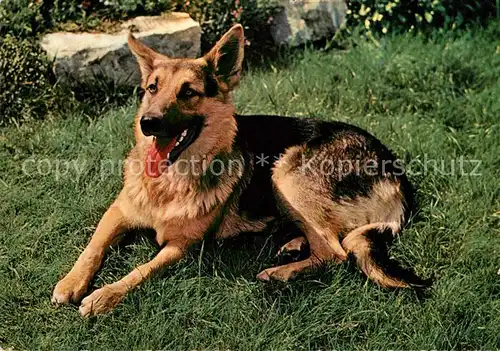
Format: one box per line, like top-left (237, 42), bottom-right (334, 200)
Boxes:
top-left (40, 0), bottom-right (176, 30)
top-left (176, 0), bottom-right (279, 53)
top-left (0, 0), bottom-right (44, 38)
top-left (0, 36), bottom-right (57, 125)
top-left (346, 0), bottom-right (497, 36)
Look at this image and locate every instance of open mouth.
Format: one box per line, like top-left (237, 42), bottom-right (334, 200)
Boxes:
top-left (145, 126), bottom-right (201, 178)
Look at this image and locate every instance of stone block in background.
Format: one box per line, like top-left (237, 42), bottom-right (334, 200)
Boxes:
top-left (271, 0), bottom-right (347, 46)
top-left (41, 13), bottom-right (201, 87)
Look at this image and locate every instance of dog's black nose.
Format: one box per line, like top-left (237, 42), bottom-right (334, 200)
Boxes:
top-left (140, 115), bottom-right (163, 136)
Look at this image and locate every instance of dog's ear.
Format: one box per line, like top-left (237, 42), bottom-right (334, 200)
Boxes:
top-left (204, 24), bottom-right (245, 91)
top-left (128, 33), bottom-right (164, 86)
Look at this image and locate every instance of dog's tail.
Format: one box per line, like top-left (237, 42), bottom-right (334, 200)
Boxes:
top-left (342, 223), bottom-right (430, 288)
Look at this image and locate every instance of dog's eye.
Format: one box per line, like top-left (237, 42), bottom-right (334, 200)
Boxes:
top-left (178, 83), bottom-right (199, 100)
top-left (147, 82), bottom-right (157, 94)
top-left (184, 88), bottom-right (195, 97)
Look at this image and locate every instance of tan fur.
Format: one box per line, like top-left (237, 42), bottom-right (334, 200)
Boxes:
top-left (257, 148), bottom-right (347, 281)
top-left (216, 211), bottom-right (273, 239)
top-left (258, 144), bottom-right (407, 285)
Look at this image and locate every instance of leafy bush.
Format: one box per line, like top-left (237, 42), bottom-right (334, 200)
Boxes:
top-left (42, 0), bottom-right (176, 29)
top-left (0, 0), bottom-right (174, 37)
top-left (0, 36), bottom-right (56, 125)
top-left (346, 0), bottom-right (497, 36)
top-left (0, 0), bottom-right (44, 38)
top-left (177, 0), bottom-right (279, 53)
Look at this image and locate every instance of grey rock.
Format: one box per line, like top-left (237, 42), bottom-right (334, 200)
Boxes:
top-left (41, 13), bottom-right (201, 87)
top-left (271, 0), bottom-right (347, 46)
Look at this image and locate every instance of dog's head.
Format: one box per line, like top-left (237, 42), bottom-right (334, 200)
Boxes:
top-left (128, 25), bottom-right (244, 177)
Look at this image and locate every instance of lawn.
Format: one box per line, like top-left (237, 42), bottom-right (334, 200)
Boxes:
top-left (1, 24), bottom-right (499, 349)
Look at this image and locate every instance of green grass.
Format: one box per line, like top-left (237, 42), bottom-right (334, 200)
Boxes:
top-left (1, 24), bottom-right (500, 349)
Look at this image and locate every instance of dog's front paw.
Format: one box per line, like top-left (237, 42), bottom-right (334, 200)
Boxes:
top-left (52, 273), bottom-right (89, 304)
top-left (256, 266), bottom-right (294, 282)
top-left (79, 283), bottom-right (127, 317)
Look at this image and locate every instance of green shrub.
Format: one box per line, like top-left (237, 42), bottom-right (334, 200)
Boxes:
top-left (0, 0), bottom-right (44, 38)
top-left (177, 0), bottom-right (279, 53)
top-left (42, 0), bottom-right (176, 29)
top-left (0, 36), bottom-right (56, 125)
top-left (346, 0), bottom-right (497, 35)
top-left (0, 0), bottom-right (175, 36)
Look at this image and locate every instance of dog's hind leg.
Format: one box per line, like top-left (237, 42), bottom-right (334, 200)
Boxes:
top-left (256, 214), bottom-right (346, 281)
top-left (256, 210), bottom-right (345, 281)
top-left (52, 200), bottom-right (129, 304)
top-left (257, 152), bottom-right (348, 281)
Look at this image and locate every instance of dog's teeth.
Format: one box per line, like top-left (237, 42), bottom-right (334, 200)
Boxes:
top-left (175, 141), bottom-right (180, 147)
top-left (167, 153), bottom-right (170, 159)
top-left (178, 136), bottom-right (184, 143)
top-left (182, 129), bottom-right (188, 137)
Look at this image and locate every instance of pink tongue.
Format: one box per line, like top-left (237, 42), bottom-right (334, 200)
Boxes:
top-left (145, 137), bottom-right (177, 178)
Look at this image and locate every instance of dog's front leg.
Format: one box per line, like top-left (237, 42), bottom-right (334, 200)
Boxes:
top-left (52, 202), bottom-right (128, 305)
top-left (78, 238), bottom-right (191, 317)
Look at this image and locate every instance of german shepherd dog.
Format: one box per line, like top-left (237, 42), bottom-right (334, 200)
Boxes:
top-left (52, 25), bottom-right (425, 317)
